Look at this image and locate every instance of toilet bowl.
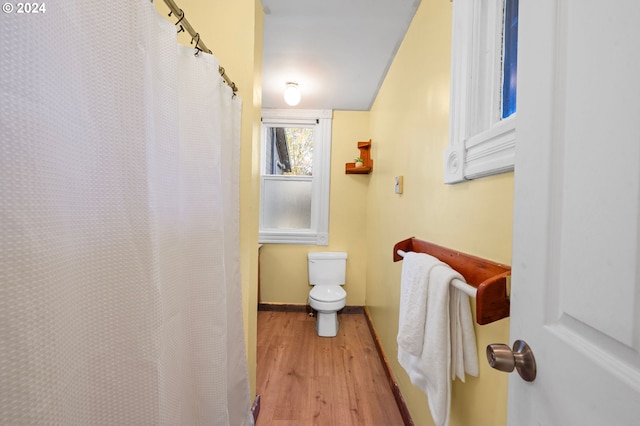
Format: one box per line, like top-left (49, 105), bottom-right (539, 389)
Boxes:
top-left (307, 252), bottom-right (348, 337)
top-left (309, 285), bottom-right (346, 337)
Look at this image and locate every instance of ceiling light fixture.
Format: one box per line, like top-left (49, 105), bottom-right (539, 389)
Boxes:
top-left (284, 82), bottom-right (301, 106)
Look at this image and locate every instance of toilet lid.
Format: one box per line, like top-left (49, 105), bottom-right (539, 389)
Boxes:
top-left (309, 285), bottom-right (346, 302)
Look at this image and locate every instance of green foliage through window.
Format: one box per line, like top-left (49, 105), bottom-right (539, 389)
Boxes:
top-left (284, 128), bottom-right (314, 176)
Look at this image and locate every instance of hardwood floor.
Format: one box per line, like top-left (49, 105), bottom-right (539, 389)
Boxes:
top-left (256, 310), bottom-right (405, 426)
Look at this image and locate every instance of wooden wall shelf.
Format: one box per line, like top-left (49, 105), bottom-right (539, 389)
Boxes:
top-left (345, 139), bottom-right (373, 174)
top-left (393, 237), bottom-right (511, 325)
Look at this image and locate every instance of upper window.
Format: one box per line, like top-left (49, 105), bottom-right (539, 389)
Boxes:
top-left (501, 0), bottom-right (519, 119)
top-left (259, 109), bottom-right (332, 245)
top-left (444, 0), bottom-right (519, 184)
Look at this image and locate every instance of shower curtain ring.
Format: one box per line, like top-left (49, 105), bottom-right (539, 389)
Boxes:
top-left (191, 33), bottom-right (202, 56)
top-left (174, 9), bottom-right (185, 26)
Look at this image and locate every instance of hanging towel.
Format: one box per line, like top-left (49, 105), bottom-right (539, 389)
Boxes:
top-left (397, 252), bottom-right (478, 426)
top-left (397, 252), bottom-right (442, 356)
top-left (449, 284), bottom-right (479, 382)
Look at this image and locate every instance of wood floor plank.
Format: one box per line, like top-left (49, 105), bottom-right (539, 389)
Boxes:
top-left (256, 311), bottom-right (405, 426)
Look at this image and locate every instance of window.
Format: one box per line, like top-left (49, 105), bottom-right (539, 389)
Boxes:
top-left (443, 0), bottom-right (519, 184)
top-left (502, 0), bottom-right (519, 119)
top-left (259, 109), bottom-right (332, 245)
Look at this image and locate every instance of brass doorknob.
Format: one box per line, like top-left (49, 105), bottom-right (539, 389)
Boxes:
top-left (486, 340), bottom-right (536, 382)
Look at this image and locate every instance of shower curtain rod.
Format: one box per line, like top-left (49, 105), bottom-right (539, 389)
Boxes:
top-left (155, 0), bottom-right (238, 94)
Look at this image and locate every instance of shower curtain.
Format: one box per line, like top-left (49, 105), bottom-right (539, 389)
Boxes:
top-left (0, 1), bottom-right (252, 425)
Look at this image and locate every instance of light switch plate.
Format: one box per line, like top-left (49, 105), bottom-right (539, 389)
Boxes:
top-left (395, 176), bottom-right (403, 194)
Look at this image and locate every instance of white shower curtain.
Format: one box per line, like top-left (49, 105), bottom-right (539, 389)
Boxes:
top-left (0, 1), bottom-right (252, 425)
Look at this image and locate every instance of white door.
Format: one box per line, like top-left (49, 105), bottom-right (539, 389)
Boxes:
top-left (509, 1), bottom-right (640, 424)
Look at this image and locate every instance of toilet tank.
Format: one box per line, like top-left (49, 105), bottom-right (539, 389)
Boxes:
top-left (308, 252), bottom-right (347, 285)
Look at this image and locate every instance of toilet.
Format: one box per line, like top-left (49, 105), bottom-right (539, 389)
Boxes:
top-left (307, 251), bottom-right (348, 337)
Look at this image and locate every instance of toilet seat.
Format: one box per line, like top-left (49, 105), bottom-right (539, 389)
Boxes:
top-left (309, 285), bottom-right (346, 302)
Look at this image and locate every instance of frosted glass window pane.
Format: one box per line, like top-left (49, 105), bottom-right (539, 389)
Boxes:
top-left (263, 178), bottom-right (312, 229)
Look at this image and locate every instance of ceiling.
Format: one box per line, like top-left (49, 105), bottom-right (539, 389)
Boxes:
top-left (260, 0), bottom-right (422, 111)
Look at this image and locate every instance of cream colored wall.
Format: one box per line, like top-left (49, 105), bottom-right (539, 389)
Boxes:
top-left (153, 0), bottom-right (263, 398)
top-left (259, 111), bottom-right (369, 306)
top-left (155, 0), bottom-right (511, 422)
top-left (365, 0), bottom-right (513, 425)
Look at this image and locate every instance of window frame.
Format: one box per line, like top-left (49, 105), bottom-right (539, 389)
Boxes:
top-left (443, 0), bottom-right (517, 184)
top-left (259, 109), bottom-right (332, 245)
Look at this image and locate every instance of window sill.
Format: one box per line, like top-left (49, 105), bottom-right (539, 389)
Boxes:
top-left (444, 115), bottom-right (516, 183)
top-left (259, 231), bottom-right (328, 246)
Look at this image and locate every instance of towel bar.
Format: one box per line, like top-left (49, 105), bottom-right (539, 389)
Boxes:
top-left (393, 237), bottom-right (511, 325)
top-left (396, 249), bottom-right (478, 298)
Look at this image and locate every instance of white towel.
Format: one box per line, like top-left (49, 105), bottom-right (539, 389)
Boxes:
top-left (397, 252), bottom-right (442, 356)
top-left (397, 252), bottom-right (478, 426)
top-left (449, 285), bottom-right (479, 381)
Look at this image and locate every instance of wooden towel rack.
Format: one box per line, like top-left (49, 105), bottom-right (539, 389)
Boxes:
top-left (393, 237), bottom-right (511, 325)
